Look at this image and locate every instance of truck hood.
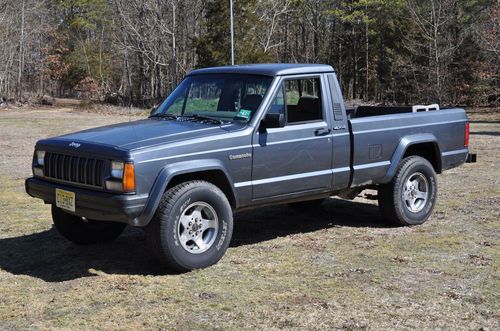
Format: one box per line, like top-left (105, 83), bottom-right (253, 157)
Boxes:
top-left (55, 118), bottom-right (235, 150)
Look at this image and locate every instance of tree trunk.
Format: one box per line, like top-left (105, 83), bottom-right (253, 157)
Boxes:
top-left (17, 0), bottom-right (25, 97)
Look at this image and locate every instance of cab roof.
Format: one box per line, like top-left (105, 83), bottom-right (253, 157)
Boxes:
top-left (187, 63), bottom-right (334, 77)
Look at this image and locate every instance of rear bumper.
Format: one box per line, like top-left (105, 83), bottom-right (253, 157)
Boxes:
top-left (25, 177), bottom-right (148, 225)
top-left (441, 148), bottom-right (469, 171)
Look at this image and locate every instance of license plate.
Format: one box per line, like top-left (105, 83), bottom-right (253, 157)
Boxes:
top-left (55, 188), bottom-right (75, 212)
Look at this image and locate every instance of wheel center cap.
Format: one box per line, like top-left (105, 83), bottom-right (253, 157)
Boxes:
top-left (192, 223), bottom-right (199, 231)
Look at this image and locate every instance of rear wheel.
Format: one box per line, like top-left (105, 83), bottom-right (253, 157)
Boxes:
top-left (51, 205), bottom-right (126, 244)
top-left (378, 156), bottom-right (437, 226)
top-left (146, 180), bottom-right (233, 272)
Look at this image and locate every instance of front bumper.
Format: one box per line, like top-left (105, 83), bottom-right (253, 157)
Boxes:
top-left (25, 177), bottom-right (148, 225)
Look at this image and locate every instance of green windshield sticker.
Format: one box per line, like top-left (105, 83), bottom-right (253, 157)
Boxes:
top-left (237, 109), bottom-right (252, 120)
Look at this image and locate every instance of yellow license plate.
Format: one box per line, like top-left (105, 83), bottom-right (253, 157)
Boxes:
top-left (55, 188), bottom-right (75, 212)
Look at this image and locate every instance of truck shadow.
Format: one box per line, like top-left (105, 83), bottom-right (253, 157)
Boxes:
top-left (0, 198), bottom-right (388, 282)
top-left (231, 197), bottom-right (387, 247)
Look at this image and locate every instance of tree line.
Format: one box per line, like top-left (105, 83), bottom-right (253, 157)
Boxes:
top-left (0, 0), bottom-right (498, 107)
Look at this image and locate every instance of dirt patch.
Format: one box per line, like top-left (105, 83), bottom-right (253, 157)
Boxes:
top-left (0, 106), bottom-right (498, 330)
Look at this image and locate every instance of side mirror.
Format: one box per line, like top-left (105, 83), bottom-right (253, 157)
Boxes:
top-left (261, 113), bottom-right (285, 129)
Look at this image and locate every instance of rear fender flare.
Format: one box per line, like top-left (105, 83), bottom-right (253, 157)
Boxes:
top-left (381, 133), bottom-right (441, 183)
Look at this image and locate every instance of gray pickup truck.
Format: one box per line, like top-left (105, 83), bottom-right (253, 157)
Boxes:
top-left (26, 64), bottom-right (470, 271)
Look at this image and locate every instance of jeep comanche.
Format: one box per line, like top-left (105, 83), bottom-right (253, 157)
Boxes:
top-left (26, 64), bottom-right (470, 271)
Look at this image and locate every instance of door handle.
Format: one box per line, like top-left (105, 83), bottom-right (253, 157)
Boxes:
top-left (314, 128), bottom-right (331, 136)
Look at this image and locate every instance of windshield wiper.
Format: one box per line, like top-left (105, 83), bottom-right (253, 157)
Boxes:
top-left (149, 113), bottom-right (178, 120)
top-left (181, 114), bottom-right (224, 124)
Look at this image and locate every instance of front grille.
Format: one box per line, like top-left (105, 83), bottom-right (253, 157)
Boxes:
top-left (43, 152), bottom-right (104, 187)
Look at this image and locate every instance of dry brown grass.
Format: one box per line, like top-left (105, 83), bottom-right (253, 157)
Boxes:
top-left (0, 106), bottom-right (498, 330)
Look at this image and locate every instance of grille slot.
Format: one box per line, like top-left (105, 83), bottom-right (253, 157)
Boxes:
top-left (43, 152), bottom-right (104, 187)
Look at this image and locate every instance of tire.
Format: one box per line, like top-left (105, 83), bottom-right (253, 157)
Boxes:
top-left (289, 198), bottom-right (326, 209)
top-left (51, 205), bottom-right (126, 244)
top-left (378, 156), bottom-right (437, 226)
top-left (146, 180), bottom-right (233, 272)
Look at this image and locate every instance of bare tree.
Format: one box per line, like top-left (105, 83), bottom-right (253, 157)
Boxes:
top-left (406, 0), bottom-right (463, 101)
top-left (0, 0), bottom-right (48, 99)
top-left (256, 0), bottom-right (292, 54)
top-left (0, 0), bottom-right (496, 106)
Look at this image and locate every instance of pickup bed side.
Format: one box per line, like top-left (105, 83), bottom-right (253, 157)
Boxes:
top-left (349, 108), bottom-right (468, 186)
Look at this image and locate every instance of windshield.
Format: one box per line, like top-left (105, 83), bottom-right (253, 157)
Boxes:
top-left (153, 74), bottom-right (273, 123)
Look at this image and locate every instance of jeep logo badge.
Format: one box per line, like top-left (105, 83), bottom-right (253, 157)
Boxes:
top-left (68, 142), bottom-right (81, 148)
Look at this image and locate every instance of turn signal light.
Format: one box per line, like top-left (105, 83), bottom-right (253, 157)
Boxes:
top-left (123, 163), bottom-right (135, 192)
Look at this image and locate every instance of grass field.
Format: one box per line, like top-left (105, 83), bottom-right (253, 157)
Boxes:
top-left (0, 105), bottom-right (498, 330)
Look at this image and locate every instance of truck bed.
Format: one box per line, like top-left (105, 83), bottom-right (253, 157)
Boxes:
top-left (348, 108), bottom-right (468, 187)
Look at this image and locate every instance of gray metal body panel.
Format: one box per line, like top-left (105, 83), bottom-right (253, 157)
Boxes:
top-left (26, 64), bottom-right (469, 226)
top-left (188, 63), bottom-right (334, 77)
top-left (349, 108), bottom-right (468, 186)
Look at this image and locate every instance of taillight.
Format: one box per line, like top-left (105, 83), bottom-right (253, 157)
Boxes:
top-left (464, 122), bottom-right (470, 147)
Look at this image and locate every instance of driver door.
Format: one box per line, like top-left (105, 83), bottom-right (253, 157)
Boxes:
top-left (251, 75), bottom-right (333, 200)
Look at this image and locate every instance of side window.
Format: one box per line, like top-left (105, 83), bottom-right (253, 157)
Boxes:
top-left (285, 80), bottom-right (300, 106)
top-left (285, 78), bottom-right (323, 123)
top-left (268, 86), bottom-right (285, 115)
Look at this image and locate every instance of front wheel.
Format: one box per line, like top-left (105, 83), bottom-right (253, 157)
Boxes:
top-left (378, 156), bottom-right (437, 226)
top-left (52, 205), bottom-right (126, 244)
top-left (146, 181), bottom-right (233, 272)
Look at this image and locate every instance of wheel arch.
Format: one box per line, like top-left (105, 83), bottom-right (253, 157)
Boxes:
top-left (134, 159), bottom-right (237, 227)
top-left (382, 134), bottom-right (442, 183)
top-left (402, 143), bottom-right (441, 173)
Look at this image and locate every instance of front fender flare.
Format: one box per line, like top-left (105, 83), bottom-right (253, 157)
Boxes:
top-left (133, 159), bottom-right (236, 227)
top-left (381, 133), bottom-right (441, 183)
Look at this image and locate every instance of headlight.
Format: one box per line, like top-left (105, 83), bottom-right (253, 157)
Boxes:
top-left (106, 161), bottom-right (135, 193)
top-left (111, 161), bottom-right (124, 178)
top-left (36, 150), bottom-right (45, 166)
